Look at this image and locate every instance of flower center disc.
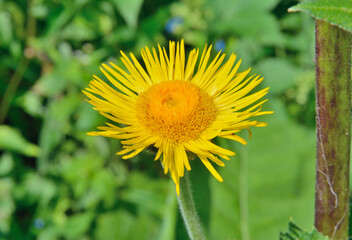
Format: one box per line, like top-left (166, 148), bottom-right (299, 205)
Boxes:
top-left (136, 81), bottom-right (217, 143)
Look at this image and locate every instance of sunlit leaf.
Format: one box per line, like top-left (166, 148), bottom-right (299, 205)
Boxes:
top-left (280, 220), bottom-right (329, 240)
top-left (0, 125), bottom-right (40, 157)
top-left (289, 0), bottom-right (352, 33)
top-left (0, 153), bottom-right (14, 175)
top-left (112, 0), bottom-right (144, 28)
top-left (62, 212), bottom-right (94, 239)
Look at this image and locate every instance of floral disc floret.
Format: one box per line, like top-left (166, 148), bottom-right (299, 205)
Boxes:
top-left (136, 81), bottom-right (217, 143)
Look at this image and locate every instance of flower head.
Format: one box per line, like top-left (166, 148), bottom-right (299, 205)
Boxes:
top-left (83, 40), bottom-right (272, 195)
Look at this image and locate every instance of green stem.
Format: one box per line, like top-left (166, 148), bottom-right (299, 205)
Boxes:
top-left (177, 171), bottom-right (206, 240)
top-left (239, 146), bottom-right (250, 240)
top-left (314, 19), bottom-right (351, 239)
top-left (0, 0), bottom-right (36, 124)
top-left (0, 57), bottom-right (29, 123)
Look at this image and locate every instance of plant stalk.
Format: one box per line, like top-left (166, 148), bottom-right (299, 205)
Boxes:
top-left (0, 0), bottom-right (36, 124)
top-left (177, 171), bottom-right (206, 240)
top-left (314, 19), bottom-right (351, 239)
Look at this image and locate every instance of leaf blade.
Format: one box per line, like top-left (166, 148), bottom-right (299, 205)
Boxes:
top-left (289, 0), bottom-right (352, 33)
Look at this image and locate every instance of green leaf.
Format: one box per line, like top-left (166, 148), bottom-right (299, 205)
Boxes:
top-left (0, 153), bottom-right (14, 175)
top-left (61, 212), bottom-right (94, 239)
top-left (158, 183), bottom-right (177, 240)
top-left (0, 11), bottom-right (13, 45)
top-left (206, 0), bottom-right (280, 20)
top-left (75, 101), bottom-right (104, 132)
top-left (37, 227), bottom-right (59, 240)
top-left (60, 16), bottom-right (96, 41)
top-left (35, 70), bottom-right (67, 96)
top-left (0, 178), bottom-right (15, 233)
top-left (121, 171), bottom-right (169, 217)
top-left (280, 220), bottom-right (330, 240)
top-left (94, 210), bottom-right (159, 240)
top-left (0, 125), bottom-right (40, 157)
top-left (17, 91), bottom-right (43, 117)
top-left (206, 0), bottom-right (284, 46)
top-left (209, 100), bottom-right (316, 239)
top-left (24, 173), bottom-right (57, 204)
top-left (112, 0), bottom-right (144, 28)
top-left (37, 93), bottom-right (81, 172)
top-left (289, 0), bottom-right (352, 33)
top-left (256, 58), bottom-right (299, 94)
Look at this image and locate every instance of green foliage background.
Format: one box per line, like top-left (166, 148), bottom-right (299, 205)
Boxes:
top-left (0, 0), bottom-right (318, 239)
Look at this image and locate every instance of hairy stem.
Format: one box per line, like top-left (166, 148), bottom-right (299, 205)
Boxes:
top-left (314, 19), bottom-right (351, 239)
top-left (177, 171), bottom-right (206, 240)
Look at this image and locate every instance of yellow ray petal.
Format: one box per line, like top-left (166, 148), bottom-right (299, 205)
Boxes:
top-left (199, 156), bottom-right (223, 182)
top-left (220, 134), bottom-right (247, 145)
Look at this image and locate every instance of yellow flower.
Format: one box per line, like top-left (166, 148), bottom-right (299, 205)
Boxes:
top-left (83, 40), bottom-right (272, 195)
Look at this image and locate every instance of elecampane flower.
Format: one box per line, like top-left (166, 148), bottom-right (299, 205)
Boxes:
top-left (84, 40), bottom-right (272, 195)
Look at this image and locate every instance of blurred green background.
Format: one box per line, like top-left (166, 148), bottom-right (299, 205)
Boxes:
top-left (0, 0), bottom-right (317, 239)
